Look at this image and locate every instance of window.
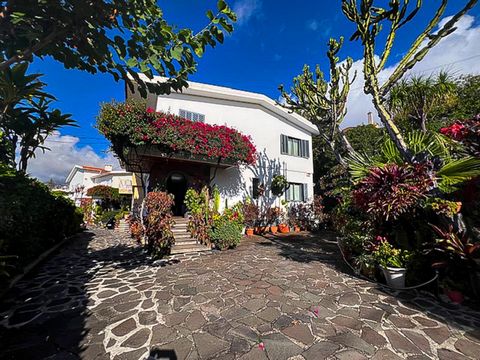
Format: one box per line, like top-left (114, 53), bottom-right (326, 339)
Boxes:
top-left (280, 135), bottom-right (310, 158)
top-left (179, 109), bottom-right (205, 122)
top-left (285, 183), bottom-right (307, 202)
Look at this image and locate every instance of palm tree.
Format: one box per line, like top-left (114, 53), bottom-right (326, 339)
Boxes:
top-left (388, 72), bottom-right (457, 132)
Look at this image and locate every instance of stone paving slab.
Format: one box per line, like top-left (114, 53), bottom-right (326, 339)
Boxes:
top-left (1, 229), bottom-right (480, 359)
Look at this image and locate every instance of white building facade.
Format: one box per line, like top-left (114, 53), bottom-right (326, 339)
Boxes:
top-left (65, 165), bottom-right (132, 205)
top-left (127, 77), bottom-right (319, 214)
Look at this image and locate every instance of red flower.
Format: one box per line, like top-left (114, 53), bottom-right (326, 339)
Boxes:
top-left (146, 107), bottom-right (155, 114)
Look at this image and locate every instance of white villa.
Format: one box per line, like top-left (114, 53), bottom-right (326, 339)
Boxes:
top-left (65, 165), bottom-right (133, 205)
top-left (126, 76), bottom-right (319, 214)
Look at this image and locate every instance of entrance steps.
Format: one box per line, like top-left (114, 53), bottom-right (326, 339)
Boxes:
top-left (170, 217), bottom-right (211, 255)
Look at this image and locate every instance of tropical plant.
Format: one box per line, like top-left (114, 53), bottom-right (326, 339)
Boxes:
top-left (212, 186), bottom-right (221, 213)
top-left (0, 0), bottom-right (236, 97)
top-left (97, 100), bottom-right (257, 166)
top-left (342, 0), bottom-right (477, 161)
top-left (184, 188), bottom-right (205, 215)
top-left (0, 63), bottom-right (75, 170)
top-left (432, 224), bottom-right (480, 262)
top-left (279, 38), bottom-right (356, 167)
top-left (352, 163), bottom-right (432, 221)
top-left (129, 217), bottom-right (144, 243)
top-left (86, 185), bottom-right (119, 200)
top-left (143, 192), bottom-right (175, 258)
top-left (388, 72), bottom-right (456, 132)
top-left (242, 201), bottom-right (259, 228)
top-left (265, 207), bottom-right (282, 226)
top-left (270, 175), bottom-right (289, 196)
top-left (451, 75), bottom-right (480, 119)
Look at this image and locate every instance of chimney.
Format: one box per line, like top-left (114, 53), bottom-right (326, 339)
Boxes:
top-left (104, 165), bottom-right (113, 172)
top-left (367, 112), bottom-right (374, 125)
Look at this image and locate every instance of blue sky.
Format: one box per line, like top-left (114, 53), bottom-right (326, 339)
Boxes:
top-left (28, 1), bottom-right (480, 181)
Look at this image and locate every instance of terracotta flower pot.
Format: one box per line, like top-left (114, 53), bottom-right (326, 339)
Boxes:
top-left (279, 224), bottom-right (289, 233)
top-left (294, 225), bottom-right (300, 232)
top-left (270, 225), bottom-right (278, 234)
top-left (245, 228), bottom-right (254, 236)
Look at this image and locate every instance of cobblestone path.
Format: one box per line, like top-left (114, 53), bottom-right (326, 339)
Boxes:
top-left (1, 229), bottom-right (480, 359)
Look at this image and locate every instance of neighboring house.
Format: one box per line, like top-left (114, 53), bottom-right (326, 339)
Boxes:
top-left (65, 165), bottom-right (133, 205)
top-left (126, 76), bottom-right (319, 215)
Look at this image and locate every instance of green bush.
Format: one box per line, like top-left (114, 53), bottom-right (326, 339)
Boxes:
top-left (0, 165), bottom-right (82, 280)
top-left (209, 220), bottom-right (243, 250)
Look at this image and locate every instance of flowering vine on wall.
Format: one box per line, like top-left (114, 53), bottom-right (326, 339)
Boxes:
top-left (97, 100), bottom-right (257, 165)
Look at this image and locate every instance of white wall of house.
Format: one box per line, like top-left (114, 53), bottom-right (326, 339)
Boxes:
top-left (148, 90), bottom-right (316, 211)
top-left (92, 172), bottom-right (133, 195)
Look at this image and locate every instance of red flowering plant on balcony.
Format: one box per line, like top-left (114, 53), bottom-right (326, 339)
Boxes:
top-left (97, 100), bottom-right (257, 165)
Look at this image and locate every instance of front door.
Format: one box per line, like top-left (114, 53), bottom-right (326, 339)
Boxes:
top-left (166, 172), bottom-right (187, 216)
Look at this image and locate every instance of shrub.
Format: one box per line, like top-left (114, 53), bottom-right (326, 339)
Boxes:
top-left (352, 163), bottom-right (432, 221)
top-left (129, 217), bottom-right (144, 242)
top-left (209, 220), bottom-right (243, 250)
top-left (242, 201), bottom-right (259, 228)
top-left (0, 165), bottom-right (82, 280)
top-left (440, 115), bottom-right (480, 157)
top-left (144, 192), bottom-right (175, 258)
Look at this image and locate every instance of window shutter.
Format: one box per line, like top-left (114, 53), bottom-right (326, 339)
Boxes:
top-left (280, 135), bottom-right (287, 154)
top-left (302, 183), bottom-right (308, 202)
top-left (252, 178), bottom-right (260, 199)
top-left (305, 140), bottom-right (310, 158)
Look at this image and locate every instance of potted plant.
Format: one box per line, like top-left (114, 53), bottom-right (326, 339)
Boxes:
top-left (278, 210), bottom-right (290, 233)
top-left (371, 238), bottom-right (411, 289)
top-left (266, 207), bottom-right (282, 234)
top-left (271, 175), bottom-right (289, 197)
top-left (353, 254), bottom-right (376, 279)
top-left (242, 202), bottom-right (259, 236)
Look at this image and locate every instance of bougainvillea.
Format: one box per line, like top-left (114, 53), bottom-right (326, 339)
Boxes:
top-left (86, 185), bottom-right (119, 200)
top-left (352, 163), bottom-right (433, 221)
top-left (97, 100), bottom-right (257, 165)
top-left (440, 115), bottom-right (480, 157)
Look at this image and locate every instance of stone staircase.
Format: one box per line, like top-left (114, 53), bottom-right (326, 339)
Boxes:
top-left (116, 218), bottom-right (130, 234)
top-left (171, 217), bottom-right (211, 255)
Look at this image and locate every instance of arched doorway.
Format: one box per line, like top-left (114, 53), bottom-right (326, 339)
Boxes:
top-left (166, 172), bottom-right (187, 216)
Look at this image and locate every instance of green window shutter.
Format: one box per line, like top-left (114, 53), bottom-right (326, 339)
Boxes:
top-left (280, 135), bottom-right (287, 154)
top-left (252, 178), bottom-right (260, 199)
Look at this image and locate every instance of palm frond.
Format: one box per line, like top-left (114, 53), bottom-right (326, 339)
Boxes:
top-left (437, 157), bottom-right (480, 193)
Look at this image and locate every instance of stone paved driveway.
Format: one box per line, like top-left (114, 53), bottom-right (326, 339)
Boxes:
top-left (1, 229), bottom-right (480, 360)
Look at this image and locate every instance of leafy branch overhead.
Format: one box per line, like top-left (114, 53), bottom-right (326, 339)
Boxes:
top-left (279, 37), bottom-right (356, 167)
top-left (0, 0), bottom-right (237, 97)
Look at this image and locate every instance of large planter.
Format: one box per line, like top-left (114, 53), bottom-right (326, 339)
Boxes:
top-left (381, 266), bottom-right (406, 289)
top-left (279, 224), bottom-right (289, 233)
top-left (270, 225), bottom-right (278, 234)
top-left (245, 228), bottom-right (254, 236)
top-left (293, 225), bottom-right (300, 233)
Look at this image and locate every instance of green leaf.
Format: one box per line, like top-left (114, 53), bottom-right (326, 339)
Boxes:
top-left (170, 45), bottom-right (183, 61)
top-left (217, 0), bottom-right (227, 11)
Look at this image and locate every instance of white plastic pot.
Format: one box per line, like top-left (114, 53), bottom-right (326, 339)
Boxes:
top-left (381, 266), bottom-right (407, 289)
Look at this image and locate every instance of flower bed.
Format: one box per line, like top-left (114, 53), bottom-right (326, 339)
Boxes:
top-left (97, 100), bottom-right (257, 165)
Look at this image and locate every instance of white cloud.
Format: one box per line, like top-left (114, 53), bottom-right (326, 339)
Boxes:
top-left (307, 20), bottom-right (319, 31)
top-left (233, 0), bottom-right (262, 25)
top-left (343, 15), bottom-right (480, 128)
top-left (24, 132), bottom-right (120, 184)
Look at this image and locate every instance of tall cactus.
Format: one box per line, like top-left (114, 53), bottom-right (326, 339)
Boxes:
top-left (341, 0), bottom-right (478, 162)
top-left (279, 38), bottom-right (356, 167)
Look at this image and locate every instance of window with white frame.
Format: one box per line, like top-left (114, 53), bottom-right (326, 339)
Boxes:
top-left (285, 183), bottom-right (307, 202)
top-left (179, 109), bottom-right (205, 122)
